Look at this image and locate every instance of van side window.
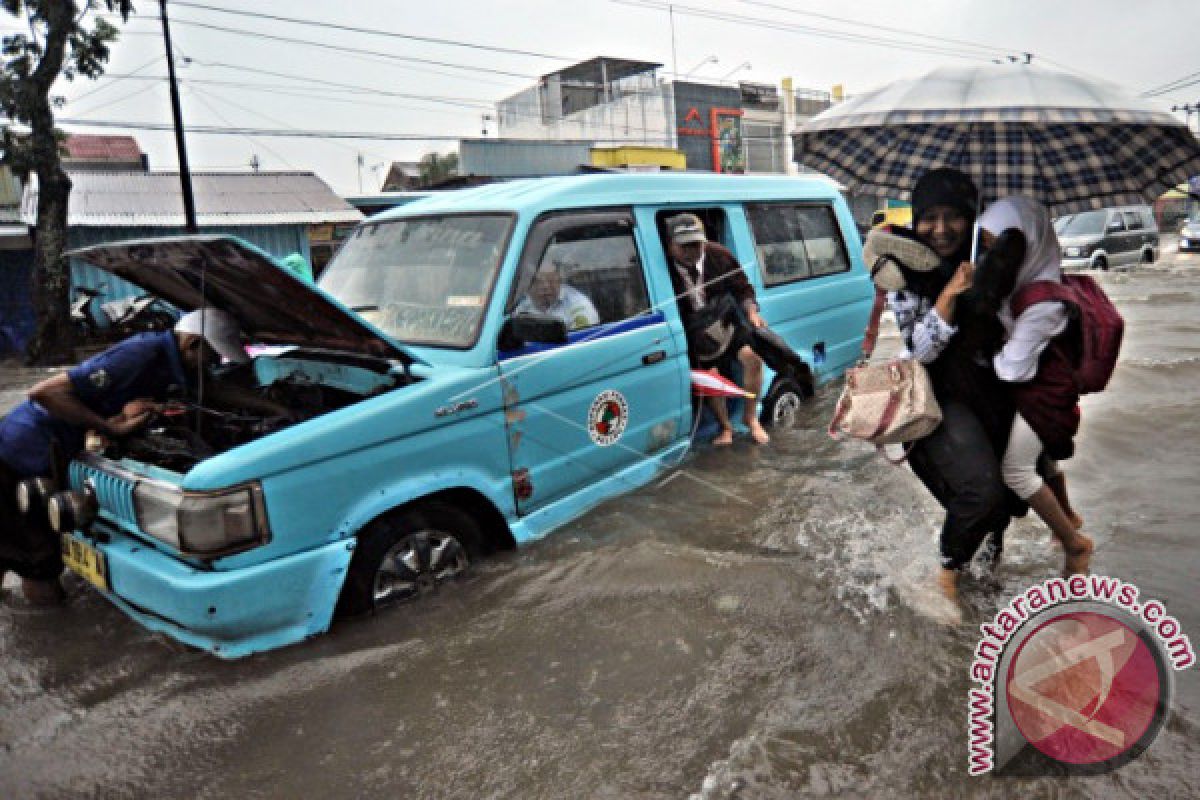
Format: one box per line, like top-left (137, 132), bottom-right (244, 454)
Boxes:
top-left (745, 203), bottom-right (851, 286)
top-left (509, 213), bottom-right (651, 330)
top-left (1106, 213), bottom-right (1125, 232)
top-left (1123, 211), bottom-right (1142, 230)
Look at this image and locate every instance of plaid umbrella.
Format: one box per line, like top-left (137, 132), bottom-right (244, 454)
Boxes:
top-left (794, 64), bottom-right (1200, 214)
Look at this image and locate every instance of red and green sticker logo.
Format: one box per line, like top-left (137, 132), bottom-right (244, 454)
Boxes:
top-left (588, 390), bottom-right (629, 446)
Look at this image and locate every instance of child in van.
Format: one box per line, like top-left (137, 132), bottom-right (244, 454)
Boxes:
top-left (978, 196), bottom-right (1094, 576)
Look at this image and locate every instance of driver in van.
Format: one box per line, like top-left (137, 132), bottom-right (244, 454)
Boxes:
top-left (665, 212), bottom-right (771, 446)
top-left (513, 262), bottom-right (600, 331)
top-left (0, 308), bottom-right (280, 606)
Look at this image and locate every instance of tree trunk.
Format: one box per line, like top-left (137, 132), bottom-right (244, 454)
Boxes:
top-left (26, 164), bottom-right (73, 365)
top-left (23, 0), bottom-right (79, 365)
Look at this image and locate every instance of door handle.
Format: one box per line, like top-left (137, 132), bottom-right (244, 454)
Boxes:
top-left (642, 350), bottom-right (666, 365)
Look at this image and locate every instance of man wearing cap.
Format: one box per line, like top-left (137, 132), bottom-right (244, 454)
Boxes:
top-left (665, 213), bottom-right (770, 446)
top-left (0, 308), bottom-right (271, 605)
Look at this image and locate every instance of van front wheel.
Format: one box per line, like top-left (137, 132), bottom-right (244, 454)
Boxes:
top-left (337, 502), bottom-right (484, 616)
top-left (760, 376), bottom-right (807, 429)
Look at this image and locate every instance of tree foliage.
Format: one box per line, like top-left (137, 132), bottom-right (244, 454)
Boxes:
top-left (0, 0), bottom-right (133, 364)
top-left (418, 151), bottom-right (459, 188)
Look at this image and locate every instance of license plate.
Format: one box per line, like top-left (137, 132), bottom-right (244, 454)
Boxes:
top-left (61, 535), bottom-right (110, 591)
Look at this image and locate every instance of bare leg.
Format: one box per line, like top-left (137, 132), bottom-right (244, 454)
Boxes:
top-left (738, 345), bottom-right (769, 445)
top-left (707, 395), bottom-right (734, 446)
top-left (1045, 471), bottom-right (1083, 529)
top-left (1026, 484), bottom-right (1094, 576)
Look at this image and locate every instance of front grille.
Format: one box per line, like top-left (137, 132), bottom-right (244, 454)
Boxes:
top-left (70, 460), bottom-right (139, 532)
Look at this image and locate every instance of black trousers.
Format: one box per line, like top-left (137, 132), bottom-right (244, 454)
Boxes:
top-left (906, 401), bottom-right (1010, 570)
top-left (0, 461), bottom-right (63, 581)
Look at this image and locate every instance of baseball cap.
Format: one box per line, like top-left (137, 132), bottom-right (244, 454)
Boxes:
top-left (175, 308), bottom-right (251, 364)
top-left (667, 213), bottom-right (707, 245)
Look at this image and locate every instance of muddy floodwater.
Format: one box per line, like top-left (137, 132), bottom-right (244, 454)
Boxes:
top-left (2, 254), bottom-right (1198, 798)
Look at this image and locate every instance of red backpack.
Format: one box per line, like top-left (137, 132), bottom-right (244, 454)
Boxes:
top-left (1010, 274), bottom-right (1124, 394)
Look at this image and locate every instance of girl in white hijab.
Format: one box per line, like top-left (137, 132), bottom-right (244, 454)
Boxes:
top-left (979, 196), bottom-right (1093, 576)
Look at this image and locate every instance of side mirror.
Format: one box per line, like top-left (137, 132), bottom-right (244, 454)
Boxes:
top-left (498, 313), bottom-right (568, 351)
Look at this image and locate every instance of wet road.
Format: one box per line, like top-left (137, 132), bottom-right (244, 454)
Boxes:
top-left (2, 252), bottom-right (1198, 798)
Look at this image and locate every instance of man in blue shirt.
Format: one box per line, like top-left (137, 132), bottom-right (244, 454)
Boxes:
top-left (0, 308), bottom-right (256, 605)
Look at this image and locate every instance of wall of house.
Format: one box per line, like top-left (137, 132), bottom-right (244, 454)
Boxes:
top-left (0, 248), bottom-right (34, 355)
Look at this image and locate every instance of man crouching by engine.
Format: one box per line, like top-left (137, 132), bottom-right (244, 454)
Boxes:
top-left (0, 308), bottom-right (284, 606)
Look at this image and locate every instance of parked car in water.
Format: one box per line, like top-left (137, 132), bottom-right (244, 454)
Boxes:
top-left (1178, 214), bottom-right (1200, 253)
top-left (40, 173), bottom-right (874, 658)
top-left (1055, 206), bottom-right (1158, 270)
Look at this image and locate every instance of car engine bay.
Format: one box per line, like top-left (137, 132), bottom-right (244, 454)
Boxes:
top-left (100, 351), bottom-right (409, 473)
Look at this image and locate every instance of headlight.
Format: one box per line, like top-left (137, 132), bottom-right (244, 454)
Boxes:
top-left (16, 476), bottom-right (55, 515)
top-left (134, 481), bottom-right (269, 556)
top-left (47, 485), bottom-right (98, 533)
top-left (1063, 246), bottom-right (1082, 258)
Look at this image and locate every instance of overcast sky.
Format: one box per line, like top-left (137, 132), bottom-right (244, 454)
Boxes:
top-left (21, 0), bottom-right (1200, 195)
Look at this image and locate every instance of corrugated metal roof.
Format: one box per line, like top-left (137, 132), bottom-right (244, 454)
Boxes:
top-left (62, 170), bottom-right (363, 227)
top-left (63, 134), bottom-right (143, 162)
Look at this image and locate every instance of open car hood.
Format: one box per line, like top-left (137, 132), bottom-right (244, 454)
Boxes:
top-left (69, 235), bottom-right (422, 365)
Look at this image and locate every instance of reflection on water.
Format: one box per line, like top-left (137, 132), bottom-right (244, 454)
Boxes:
top-left (2, 267), bottom-right (1199, 798)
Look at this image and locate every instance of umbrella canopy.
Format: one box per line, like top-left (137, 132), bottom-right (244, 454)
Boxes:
top-left (794, 63), bottom-right (1200, 214)
top-left (691, 369), bottom-right (754, 399)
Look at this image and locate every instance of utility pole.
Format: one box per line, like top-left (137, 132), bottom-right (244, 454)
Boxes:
top-left (159, 0), bottom-right (197, 233)
top-left (668, 4), bottom-right (678, 79)
top-left (1171, 103), bottom-right (1200, 135)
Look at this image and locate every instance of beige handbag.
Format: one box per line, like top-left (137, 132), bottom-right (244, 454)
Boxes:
top-left (828, 358), bottom-right (942, 460)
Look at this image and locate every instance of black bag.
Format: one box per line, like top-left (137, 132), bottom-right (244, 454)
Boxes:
top-left (686, 293), bottom-right (740, 364)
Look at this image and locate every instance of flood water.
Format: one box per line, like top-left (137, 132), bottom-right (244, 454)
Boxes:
top-left (2, 254), bottom-right (1198, 798)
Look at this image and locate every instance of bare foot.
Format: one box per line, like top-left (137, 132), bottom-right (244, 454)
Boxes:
top-left (935, 569), bottom-right (964, 625)
top-left (712, 428), bottom-right (734, 446)
top-left (746, 419), bottom-right (770, 445)
top-left (1062, 533), bottom-right (1095, 577)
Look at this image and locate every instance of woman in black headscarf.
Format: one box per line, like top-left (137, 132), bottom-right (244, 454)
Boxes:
top-left (887, 168), bottom-right (1015, 616)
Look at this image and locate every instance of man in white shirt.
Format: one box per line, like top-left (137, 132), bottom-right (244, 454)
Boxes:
top-left (514, 266), bottom-right (600, 331)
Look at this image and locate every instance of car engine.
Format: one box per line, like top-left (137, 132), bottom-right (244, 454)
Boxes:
top-left (101, 354), bottom-right (405, 473)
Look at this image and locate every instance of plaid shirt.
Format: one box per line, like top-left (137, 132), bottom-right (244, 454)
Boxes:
top-left (887, 288), bottom-right (958, 364)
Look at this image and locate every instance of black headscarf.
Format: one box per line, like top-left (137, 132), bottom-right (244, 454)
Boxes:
top-left (907, 167), bottom-right (979, 297)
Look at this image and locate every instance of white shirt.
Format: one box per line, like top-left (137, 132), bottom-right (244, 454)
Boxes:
top-left (514, 285), bottom-right (600, 330)
top-left (993, 301), bottom-right (1069, 382)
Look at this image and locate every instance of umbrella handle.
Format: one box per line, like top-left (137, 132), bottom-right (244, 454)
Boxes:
top-left (969, 219), bottom-right (982, 264)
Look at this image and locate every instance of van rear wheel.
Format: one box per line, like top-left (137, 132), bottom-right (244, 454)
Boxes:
top-left (337, 502), bottom-right (484, 616)
top-left (1093, 254), bottom-right (1108, 271)
top-left (1142, 248), bottom-right (1155, 264)
top-left (760, 376), bottom-right (807, 429)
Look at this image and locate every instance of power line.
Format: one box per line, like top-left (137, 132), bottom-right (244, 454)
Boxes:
top-left (736, 0), bottom-right (1013, 57)
top-left (612, 0), bottom-right (996, 62)
top-left (167, 1), bottom-right (575, 62)
top-left (52, 118), bottom-right (690, 145)
top-left (1142, 70), bottom-right (1200, 98)
top-left (185, 84), bottom-right (299, 170)
top-left (63, 54), bottom-right (164, 105)
top-left (108, 13), bottom-right (540, 80)
top-left (76, 68), bottom-right (495, 110)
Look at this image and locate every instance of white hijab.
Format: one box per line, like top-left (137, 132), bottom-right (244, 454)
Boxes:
top-left (978, 196), bottom-right (1062, 331)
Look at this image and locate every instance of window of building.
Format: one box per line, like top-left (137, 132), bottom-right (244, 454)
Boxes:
top-left (745, 203), bottom-right (851, 286)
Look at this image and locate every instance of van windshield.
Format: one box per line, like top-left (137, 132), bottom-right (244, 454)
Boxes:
top-left (320, 214), bottom-right (512, 347)
top-left (1057, 210), bottom-right (1106, 237)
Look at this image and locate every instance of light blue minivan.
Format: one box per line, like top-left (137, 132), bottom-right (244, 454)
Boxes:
top-left (51, 173), bottom-right (874, 657)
